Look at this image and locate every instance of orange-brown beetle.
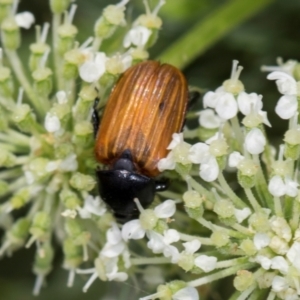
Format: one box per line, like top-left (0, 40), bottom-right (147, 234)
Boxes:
top-left (93, 61), bottom-right (195, 222)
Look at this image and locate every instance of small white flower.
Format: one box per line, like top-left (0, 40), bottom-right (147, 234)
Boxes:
top-left (234, 207), bottom-right (251, 223)
top-left (268, 175), bottom-right (299, 197)
top-left (101, 224), bottom-right (125, 258)
top-left (157, 152), bottom-right (175, 171)
top-left (271, 275), bottom-right (289, 292)
top-left (194, 255), bottom-right (217, 272)
top-left (15, 11), bottom-right (35, 29)
top-left (154, 200), bottom-right (176, 218)
top-left (106, 264), bottom-right (128, 282)
top-left (267, 71), bottom-right (297, 95)
top-left (275, 95), bottom-right (298, 119)
top-left (79, 52), bottom-right (107, 82)
top-left (188, 143), bottom-right (219, 182)
top-left (157, 133), bottom-right (185, 171)
top-left (199, 156), bottom-right (219, 182)
top-left (228, 151), bottom-right (244, 168)
top-left (287, 242), bottom-right (300, 271)
top-left (188, 143), bottom-right (210, 164)
top-left (215, 93), bottom-right (238, 120)
top-left (79, 195), bottom-right (107, 218)
top-left (123, 25), bottom-right (152, 48)
top-left (271, 256), bottom-right (289, 274)
top-left (183, 240), bottom-right (201, 254)
top-left (172, 286), bottom-right (199, 300)
top-left (59, 154), bottom-right (78, 172)
top-left (244, 128), bottom-right (266, 155)
top-left (237, 92), bottom-right (263, 115)
top-left (255, 255), bottom-right (271, 270)
top-left (197, 109), bottom-right (222, 129)
top-left (253, 233), bottom-right (270, 250)
top-left (44, 113), bottom-right (61, 133)
top-left (122, 200), bottom-right (177, 241)
top-left (56, 91), bottom-right (68, 104)
top-left (168, 133), bottom-right (184, 150)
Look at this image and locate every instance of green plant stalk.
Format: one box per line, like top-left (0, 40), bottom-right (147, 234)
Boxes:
top-left (157, 0), bottom-right (274, 69)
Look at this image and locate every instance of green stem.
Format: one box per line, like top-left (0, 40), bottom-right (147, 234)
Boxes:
top-left (218, 172), bottom-right (246, 208)
top-left (5, 50), bottom-right (45, 117)
top-left (131, 257), bottom-right (170, 265)
top-left (157, 0), bottom-right (274, 69)
top-left (197, 217), bottom-right (247, 239)
top-left (253, 154), bottom-right (274, 212)
top-left (274, 196), bottom-right (283, 217)
top-left (244, 188), bottom-right (261, 212)
top-left (52, 13), bottom-right (63, 91)
top-left (289, 199), bottom-right (300, 232)
top-left (179, 232), bottom-right (213, 245)
top-left (231, 116), bottom-right (244, 150)
top-left (187, 262), bottom-right (256, 287)
top-left (186, 176), bottom-right (216, 203)
top-left (238, 285), bottom-right (256, 300)
top-left (266, 291), bottom-right (276, 300)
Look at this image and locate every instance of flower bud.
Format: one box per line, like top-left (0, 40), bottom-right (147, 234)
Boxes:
top-left (248, 212), bottom-right (270, 232)
top-left (63, 238), bottom-right (83, 269)
top-left (210, 231), bottom-right (230, 247)
top-left (28, 157), bottom-right (50, 181)
top-left (29, 42), bottom-right (50, 71)
top-left (209, 139), bottom-right (228, 157)
top-left (63, 48), bottom-right (85, 79)
top-left (73, 121), bottom-right (93, 145)
top-left (94, 3), bottom-right (126, 39)
top-left (73, 85), bottom-right (98, 120)
top-left (65, 219), bottom-right (90, 245)
top-left (33, 242), bottom-right (54, 276)
top-left (10, 188), bottom-right (30, 209)
top-left (272, 160), bottom-right (290, 177)
top-left (172, 142), bottom-right (191, 165)
top-left (269, 236), bottom-right (289, 255)
top-left (32, 67), bottom-right (53, 97)
top-left (239, 239), bottom-right (256, 256)
top-left (1, 17), bottom-right (20, 50)
top-left (130, 48), bottom-right (149, 63)
top-left (30, 212), bottom-right (51, 241)
top-left (237, 159), bottom-right (258, 188)
top-left (233, 270), bottom-right (254, 291)
top-left (178, 253), bottom-right (194, 272)
top-left (69, 172), bottom-right (96, 191)
top-left (242, 113), bottom-right (263, 128)
top-left (6, 218), bottom-right (30, 248)
top-left (0, 148), bottom-right (16, 167)
top-left (59, 189), bottom-right (81, 210)
top-left (183, 190), bottom-right (203, 208)
top-left (214, 200), bottom-right (235, 218)
top-left (54, 143), bottom-right (74, 159)
top-left (50, 102), bottom-right (71, 128)
top-left (57, 24), bottom-right (78, 55)
top-left (10, 104), bottom-right (37, 133)
top-left (50, 0), bottom-right (71, 14)
top-left (222, 78), bottom-right (244, 95)
top-left (0, 180), bottom-right (9, 196)
top-left (0, 0), bottom-right (13, 23)
top-left (0, 66), bottom-right (14, 97)
top-left (140, 209), bottom-right (158, 230)
top-left (257, 272), bottom-right (276, 289)
top-left (284, 129), bottom-right (300, 159)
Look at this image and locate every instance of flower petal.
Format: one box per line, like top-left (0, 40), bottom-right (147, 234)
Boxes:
top-left (215, 93), bottom-right (238, 120)
top-left (121, 219), bottom-right (145, 241)
top-left (172, 287), bottom-right (199, 300)
top-left (244, 128), bottom-right (266, 155)
top-left (199, 156), bottom-right (219, 182)
top-left (154, 200), bottom-right (176, 218)
top-left (275, 95), bottom-right (298, 119)
top-left (194, 255), bottom-right (217, 272)
top-left (268, 175), bottom-right (286, 197)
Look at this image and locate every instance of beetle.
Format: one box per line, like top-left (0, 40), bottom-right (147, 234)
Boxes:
top-left (93, 60), bottom-right (197, 222)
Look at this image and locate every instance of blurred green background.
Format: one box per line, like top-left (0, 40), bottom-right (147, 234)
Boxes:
top-left (1, 0), bottom-right (300, 299)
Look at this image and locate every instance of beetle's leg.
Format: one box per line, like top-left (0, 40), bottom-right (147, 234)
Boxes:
top-left (154, 178), bottom-right (169, 191)
top-left (92, 98), bottom-right (100, 138)
top-left (188, 90), bottom-right (201, 109)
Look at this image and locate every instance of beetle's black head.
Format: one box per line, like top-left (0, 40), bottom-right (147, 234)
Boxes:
top-left (95, 149), bottom-right (153, 222)
top-left (96, 150), bottom-right (168, 223)
top-left (96, 169), bottom-right (156, 223)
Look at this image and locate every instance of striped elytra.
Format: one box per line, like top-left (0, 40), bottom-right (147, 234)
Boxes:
top-left (95, 60), bottom-right (188, 177)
